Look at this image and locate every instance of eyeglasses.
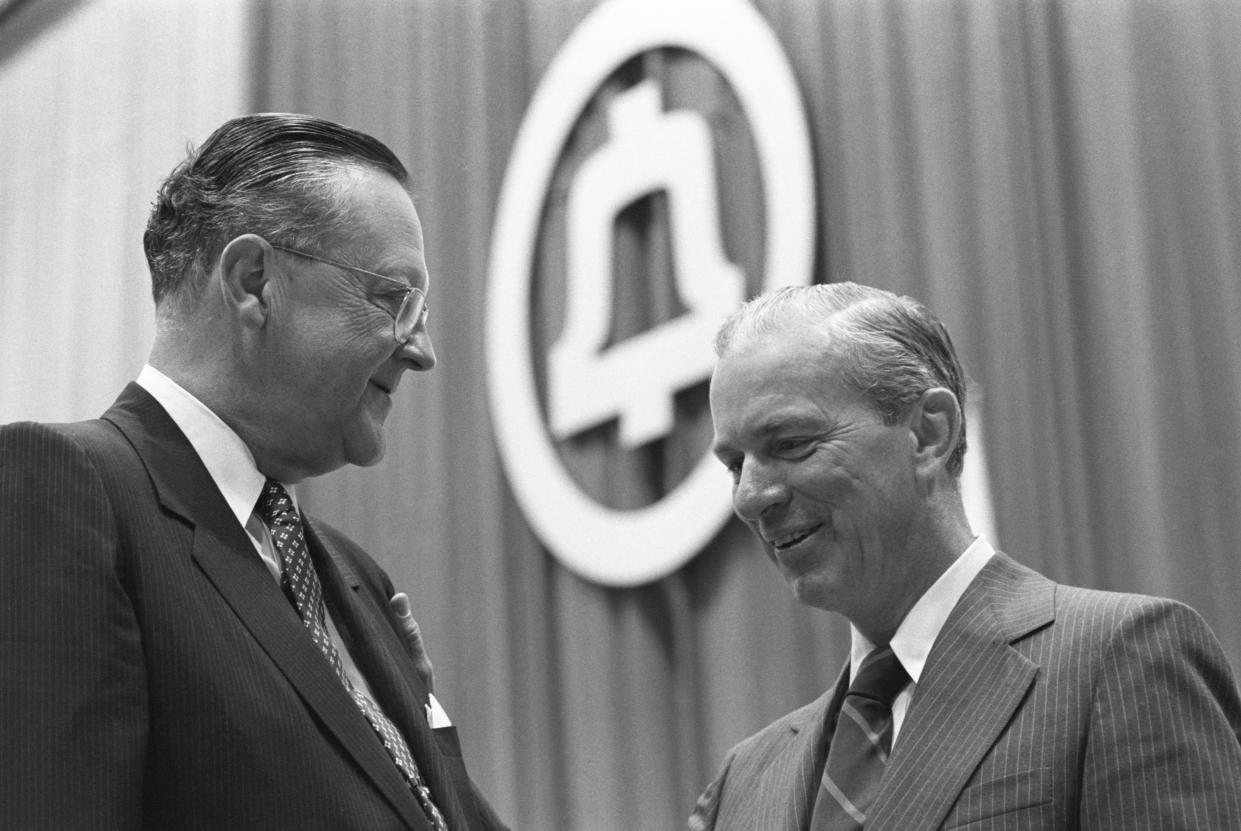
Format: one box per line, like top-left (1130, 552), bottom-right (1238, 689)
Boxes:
top-left (270, 243), bottom-right (428, 344)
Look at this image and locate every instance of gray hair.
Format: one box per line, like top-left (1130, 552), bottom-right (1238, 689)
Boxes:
top-left (143, 113), bottom-right (411, 312)
top-left (715, 282), bottom-right (970, 477)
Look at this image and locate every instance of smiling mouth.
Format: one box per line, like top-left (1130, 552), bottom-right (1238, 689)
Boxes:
top-left (369, 380), bottom-right (393, 395)
top-left (771, 525), bottom-right (822, 551)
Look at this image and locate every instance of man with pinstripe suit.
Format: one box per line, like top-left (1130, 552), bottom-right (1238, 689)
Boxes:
top-left (0, 114), bottom-right (507, 830)
top-left (691, 282), bottom-right (1241, 829)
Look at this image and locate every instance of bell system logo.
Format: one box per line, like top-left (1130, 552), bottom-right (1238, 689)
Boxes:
top-left (486, 0), bottom-right (817, 586)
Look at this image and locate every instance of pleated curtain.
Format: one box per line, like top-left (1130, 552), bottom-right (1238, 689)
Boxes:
top-left (4, 1), bottom-right (1241, 828)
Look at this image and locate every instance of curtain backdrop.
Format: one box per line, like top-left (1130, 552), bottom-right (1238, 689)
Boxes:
top-left (0, 0), bottom-right (249, 424)
top-left (5, 1), bottom-right (1241, 829)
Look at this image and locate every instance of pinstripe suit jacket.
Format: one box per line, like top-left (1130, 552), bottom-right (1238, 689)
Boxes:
top-left (689, 551), bottom-right (1241, 829)
top-left (0, 384), bottom-right (508, 831)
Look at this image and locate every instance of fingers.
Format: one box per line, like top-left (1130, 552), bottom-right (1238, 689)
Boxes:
top-left (390, 591), bottom-right (413, 619)
top-left (389, 592), bottom-right (435, 693)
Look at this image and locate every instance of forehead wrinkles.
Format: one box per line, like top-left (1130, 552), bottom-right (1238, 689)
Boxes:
top-left (711, 332), bottom-right (868, 446)
top-left (712, 359), bottom-right (811, 447)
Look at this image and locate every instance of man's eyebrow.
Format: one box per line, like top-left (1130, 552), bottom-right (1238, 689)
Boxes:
top-left (711, 413), bottom-right (826, 458)
top-left (753, 412), bottom-right (825, 437)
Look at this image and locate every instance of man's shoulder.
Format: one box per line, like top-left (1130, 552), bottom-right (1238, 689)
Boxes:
top-left (747, 695), bottom-right (825, 740)
top-left (304, 514), bottom-right (365, 555)
top-left (1053, 579), bottom-right (1176, 613)
top-left (303, 514), bottom-right (392, 589)
top-left (2, 415), bottom-right (108, 439)
top-left (987, 551), bottom-right (1218, 650)
top-left (983, 550), bottom-right (1191, 623)
top-left (990, 549), bottom-right (1179, 606)
top-left (1050, 579), bottom-right (1220, 651)
top-left (725, 688), bottom-right (832, 764)
top-left (0, 417), bottom-right (129, 471)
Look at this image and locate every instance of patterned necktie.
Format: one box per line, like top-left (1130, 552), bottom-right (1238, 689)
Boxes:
top-left (257, 479), bottom-right (449, 831)
top-left (809, 645), bottom-right (911, 830)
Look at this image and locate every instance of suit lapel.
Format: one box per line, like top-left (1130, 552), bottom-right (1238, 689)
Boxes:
top-left (869, 553), bottom-right (1054, 831)
top-left (102, 384), bottom-right (427, 829)
top-left (722, 666), bottom-right (847, 831)
top-left (783, 668), bottom-right (848, 831)
top-left (307, 518), bottom-right (478, 831)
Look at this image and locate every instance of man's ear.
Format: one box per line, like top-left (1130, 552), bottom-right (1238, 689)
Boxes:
top-left (910, 387), bottom-right (962, 481)
top-left (218, 234), bottom-right (273, 328)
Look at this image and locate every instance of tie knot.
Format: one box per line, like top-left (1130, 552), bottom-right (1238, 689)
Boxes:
top-left (848, 645), bottom-right (909, 706)
top-left (256, 478), bottom-right (296, 526)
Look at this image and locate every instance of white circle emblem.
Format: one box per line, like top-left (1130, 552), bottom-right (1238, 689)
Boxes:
top-left (486, 0), bottom-right (815, 586)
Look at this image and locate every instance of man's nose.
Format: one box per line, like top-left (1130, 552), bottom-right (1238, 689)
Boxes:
top-left (732, 460), bottom-right (788, 522)
top-left (399, 325), bottom-right (436, 371)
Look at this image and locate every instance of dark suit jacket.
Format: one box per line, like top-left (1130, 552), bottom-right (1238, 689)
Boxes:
top-left (0, 384), bottom-right (508, 831)
top-left (689, 551), bottom-right (1241, 829)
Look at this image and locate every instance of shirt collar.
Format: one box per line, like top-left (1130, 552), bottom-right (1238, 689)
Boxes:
top-left (136, 364), bottom-right (295, 525)
top-left (849, 535), bottom-right (996, 683)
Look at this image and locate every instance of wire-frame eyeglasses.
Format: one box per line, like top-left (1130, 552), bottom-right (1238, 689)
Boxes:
top-left (270, 243), bottom-right (428, 344)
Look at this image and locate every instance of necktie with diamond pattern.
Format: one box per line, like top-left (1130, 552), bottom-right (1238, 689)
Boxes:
top-left (809, 644), bottom-right (911, 830)
top-left (257, 478), bottom-right (449, 831)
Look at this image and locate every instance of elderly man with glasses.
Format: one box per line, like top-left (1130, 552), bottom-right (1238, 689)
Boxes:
top-left (0, 113), bottom-right (509, 831)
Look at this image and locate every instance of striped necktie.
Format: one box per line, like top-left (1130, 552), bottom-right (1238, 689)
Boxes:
top-left (257, 479), bottom-right (449, 831)
top-left (809, 645), bottom-right (910, 830)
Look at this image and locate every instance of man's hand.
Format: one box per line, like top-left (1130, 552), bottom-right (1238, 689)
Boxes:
top-left (389, 592), bottom-right (435, 693)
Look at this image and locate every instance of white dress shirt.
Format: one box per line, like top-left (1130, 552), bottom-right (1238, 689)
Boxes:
top-left (847, 535), bottom-right (996, 743)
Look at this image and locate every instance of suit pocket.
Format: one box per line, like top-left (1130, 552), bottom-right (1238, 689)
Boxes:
top-left (940, 767), bottom-right (1053, 829)
top-left (433, 725), bottom-right (463, 758)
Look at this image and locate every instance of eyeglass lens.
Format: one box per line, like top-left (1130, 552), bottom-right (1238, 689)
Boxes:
top-left (394, 289), bottom-right (428, 343)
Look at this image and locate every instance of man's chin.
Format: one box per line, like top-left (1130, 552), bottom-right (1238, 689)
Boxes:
top-left (788, 572), bottom-right (838, 612)
top-left (344, 429), bottom-right (386, 468)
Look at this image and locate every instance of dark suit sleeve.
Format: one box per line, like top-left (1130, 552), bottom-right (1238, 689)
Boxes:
top-left (467, 781), bottom-right (512, 831)
top-left (1080, 598), bottom-right (1241, 828)
top-left (0, 422), bottom-right (147, 830)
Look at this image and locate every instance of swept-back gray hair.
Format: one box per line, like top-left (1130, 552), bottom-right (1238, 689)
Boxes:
top-left (143, 112), bottom-right (411, 312)
top-left (715, 282), bottom-right (970, 477)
